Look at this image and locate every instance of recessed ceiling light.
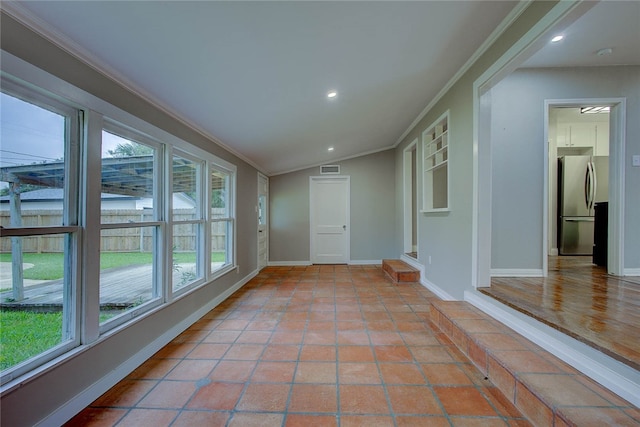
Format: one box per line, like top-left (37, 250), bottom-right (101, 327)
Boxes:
top-left (328, 147), bottom-right (335, 152)
top-left (327, 90), bottom-right (338, 99)
top-left (551, 35), bottom-right (564, 43)
top-left (596, 47), bottom-right (613, 56)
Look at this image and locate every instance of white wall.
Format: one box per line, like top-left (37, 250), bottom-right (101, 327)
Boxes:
top-left (490, 66), bottom-right (640, 271)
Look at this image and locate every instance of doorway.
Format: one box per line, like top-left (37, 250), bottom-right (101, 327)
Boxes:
top-left (545, 99), bottom-right (625, 276)
top-left (257, 173), bottom-right (269, 270)
top-left (309, 176), bottom-right (350, 264)
top-left (403, 139), bottom-right (418, 258)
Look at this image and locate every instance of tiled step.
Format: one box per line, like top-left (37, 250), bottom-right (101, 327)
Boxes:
top-left (430, 300), bottom-right (639, 427)
top-left (382, 259), bottom-right (419, 283)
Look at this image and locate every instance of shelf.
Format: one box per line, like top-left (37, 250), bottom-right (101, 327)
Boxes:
top-left (422, 111), bottom-right (450, 212)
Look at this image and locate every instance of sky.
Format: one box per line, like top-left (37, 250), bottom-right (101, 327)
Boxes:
top-left (0, 92), bottom-right (126, 189)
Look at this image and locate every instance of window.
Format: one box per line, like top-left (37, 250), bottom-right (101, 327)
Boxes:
top-left (99, 127), bottom-right (162, 327)
top-left (0, 86), bottom-right (80, 381)
top-left (171, 151), bottom-right (204, 292)
top-left (210, 168), bottom-right (234, 274)
top-left (0, 60), bottom-right (238, 385)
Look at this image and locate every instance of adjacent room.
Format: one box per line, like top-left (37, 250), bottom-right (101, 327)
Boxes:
top-left (1, 1), bottom-right (638, 426)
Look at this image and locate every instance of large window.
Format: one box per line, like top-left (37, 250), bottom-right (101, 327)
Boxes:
top-left (0, 67), bottom-right (237, 385)
top-left (210, 168), bottom-right (234, 274)
top-left (99, 128), bottom-right (162, 327)
top-left (172, 151), bottom-right (204, 292)
top-left (0, 86), bottom-right (80, 380)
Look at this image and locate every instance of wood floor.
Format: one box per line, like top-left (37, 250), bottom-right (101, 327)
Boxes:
top-left (481, 256), bottom-right (640, 371)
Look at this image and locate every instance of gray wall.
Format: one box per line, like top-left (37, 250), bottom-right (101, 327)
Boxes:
top-left (1, 12), bottom-right (259, 427)
top-left (270, 149), bottom-right (398, 263)
top-left (393, 1), bottom-right (558, 299)
top-left (490, 66), bottom-right (640, 270)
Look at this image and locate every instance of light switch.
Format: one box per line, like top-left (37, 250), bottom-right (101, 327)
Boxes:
top-left (633, 155), bottom-right (640, 167)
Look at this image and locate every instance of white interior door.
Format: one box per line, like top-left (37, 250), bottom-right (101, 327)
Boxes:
top-left (257, 173), bottom-right (269, 270)
top-left (310, 176), bottom-right (350, 264)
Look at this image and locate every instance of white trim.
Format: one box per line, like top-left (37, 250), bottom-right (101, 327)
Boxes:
top-left (471, 1), bottom-right (594, 290)
top-left (420, 277), bottom-right (455, 302)
top-left (402, 139), bottom-right (418, 255)
top-left (465, 290), bottom-right (640, 408)
top-left (267, 261), bottom-right (312, 267)
top-left (490, 269), bottom-right (544, 277)
top-left (393, 1), bottom-right (530, 148)
top-left (1, 2), bottom-right (267, 176)
top-left (257, 172), bottom-right (269, 271)
top-left (624, 269), bottom-right (640, 276)
top-left (348, 260), bottom-right (381, 266)
top-left (36, 268), bottom-right (259, 427)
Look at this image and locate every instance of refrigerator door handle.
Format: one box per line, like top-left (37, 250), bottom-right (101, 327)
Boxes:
top-left (584, 164), bottom-right (591, 211)
top-left (591, 161), bottom-right (597, 210)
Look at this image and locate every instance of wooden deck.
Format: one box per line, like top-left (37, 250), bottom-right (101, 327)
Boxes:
top-left (0, 263), bottom-right (198, 309)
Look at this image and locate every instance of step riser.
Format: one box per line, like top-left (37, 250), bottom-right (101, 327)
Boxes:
top-left (382, 259), bottom-right (419, 283)
top-left (430, 301), bottom-right (637, 427)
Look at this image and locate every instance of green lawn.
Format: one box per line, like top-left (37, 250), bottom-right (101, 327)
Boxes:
top-left (0, 251), bottom-right (226, 282)
top-left (0, 310), bottom-right (62, 371)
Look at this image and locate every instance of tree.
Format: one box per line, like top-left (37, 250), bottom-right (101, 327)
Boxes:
top-left (107, 142), bottom-right (153, 158)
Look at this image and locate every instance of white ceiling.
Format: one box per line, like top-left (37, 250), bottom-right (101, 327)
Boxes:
top-left (5, 1), bottom-right (638, 175)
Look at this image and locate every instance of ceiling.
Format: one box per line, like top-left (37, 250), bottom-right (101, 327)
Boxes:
top-left (5, 1), bottom-right (639, 175)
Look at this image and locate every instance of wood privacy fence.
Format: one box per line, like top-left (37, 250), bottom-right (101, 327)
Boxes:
top-left (0, 209), bottom-right (227, 253)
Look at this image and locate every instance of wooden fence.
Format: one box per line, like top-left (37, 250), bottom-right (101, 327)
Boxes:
top-left (0, 209), bottom-right (227, 253)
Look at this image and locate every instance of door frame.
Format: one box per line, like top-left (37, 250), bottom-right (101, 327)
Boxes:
top-left (257, 172), bottom-right (269, 270)
top-left (544, 98), bottom-right (625, 276)
top-left (403, 138), bottom-right (419, 255)
top-left (309, 175), bottom-right (350, 264)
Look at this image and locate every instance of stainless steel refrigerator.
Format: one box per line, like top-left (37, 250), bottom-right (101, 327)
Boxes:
top-left (558, 156), bottom-right (608, 255)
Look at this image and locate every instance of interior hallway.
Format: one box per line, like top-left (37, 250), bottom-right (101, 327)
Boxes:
top-left (483, 256), bottom-right (640, 371)
top-left (66, 265), bottom-right (530, 426)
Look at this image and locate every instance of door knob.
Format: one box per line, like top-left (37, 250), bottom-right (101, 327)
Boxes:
top-left (343, 225), bottom-right (346, 230)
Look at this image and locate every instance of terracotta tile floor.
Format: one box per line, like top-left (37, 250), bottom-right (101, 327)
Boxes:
top-left (66, 265), bottom-right (530, 426)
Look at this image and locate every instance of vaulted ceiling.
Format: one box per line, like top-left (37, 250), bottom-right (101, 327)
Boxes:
top-left (4, 1), bottom-right (638, 175)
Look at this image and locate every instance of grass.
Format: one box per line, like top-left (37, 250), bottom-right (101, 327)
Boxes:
top-left (0, 251), bottom-right (226, 369)
top-left (0, 251), bottom-right (226, 282)
top-left (0, 310), bottom-right (62, 371)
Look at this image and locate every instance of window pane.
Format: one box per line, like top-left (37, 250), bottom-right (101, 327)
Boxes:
top-left (0, 92), bottom-right (67, 227)
top-left (173, 224), bottom-right (201, 291)
top-left (173, 155), bottom-right (199, 221)
top-left (211, 220), bottom-right (230, 273)
top-left (99, 227), bottom-right (156, 322)
top-left (0, 234), bottom-right (73, 371)
top-left (211, 170), bottom-right (228, 218)
top-left (101, 131), bottom-right (156, 224)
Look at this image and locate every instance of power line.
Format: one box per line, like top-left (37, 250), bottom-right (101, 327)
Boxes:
top-left (0, 149), bottom-right (58, 161)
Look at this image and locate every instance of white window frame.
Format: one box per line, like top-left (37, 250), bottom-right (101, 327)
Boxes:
top-left (0, 79), bottom-right (82, 385)
top-left (207, 163), bottom-right (237, 280)
top-left (97, 121), bottom-right (165, 333)
top-left (169, 148), bottom-right (206, 296)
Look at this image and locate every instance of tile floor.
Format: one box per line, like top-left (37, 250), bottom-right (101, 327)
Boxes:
top-left (66, 265), bottom-right (530, 426)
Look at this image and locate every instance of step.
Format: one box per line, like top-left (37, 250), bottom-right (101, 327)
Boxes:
top-left (382, 259), bottom-right (419, 283)
top-left (430, 300), bottom-right (638, 427)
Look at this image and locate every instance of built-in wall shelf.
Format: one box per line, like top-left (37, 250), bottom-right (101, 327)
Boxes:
top-left (421, 111), bottom-right (450, 212)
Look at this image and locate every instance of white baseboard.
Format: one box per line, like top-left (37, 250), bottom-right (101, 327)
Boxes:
top-left (421, 277), bottom-right (455, 301)
top-left (40, 269), bottom-right (258, 427)
top-left (268, 261), bottom-right (312, 266)
top-left (465, 290), bottom-right (640, 408)
top-left (624, 268), bottom-right (640, 276)
top-left (490, 268), bottom-right (544, 277)
top-left (349, 260), bottom-right (381, 265)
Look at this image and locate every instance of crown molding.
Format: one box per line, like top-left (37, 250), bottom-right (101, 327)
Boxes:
top-left (393, 0), bottom-right (531, 148)
top-left (1, 1), bottom-right (267, 175)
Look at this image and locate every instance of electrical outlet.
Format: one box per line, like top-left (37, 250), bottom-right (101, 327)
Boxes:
top-left (633, 155), bottom-right (640, 167)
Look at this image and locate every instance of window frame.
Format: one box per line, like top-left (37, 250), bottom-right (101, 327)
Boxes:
top-left (207, 163), bottom-right (236, 279)
top-left (169, 148), bottom-right (206, 296)
top-left (0, 80), bottom-right (82, 385)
